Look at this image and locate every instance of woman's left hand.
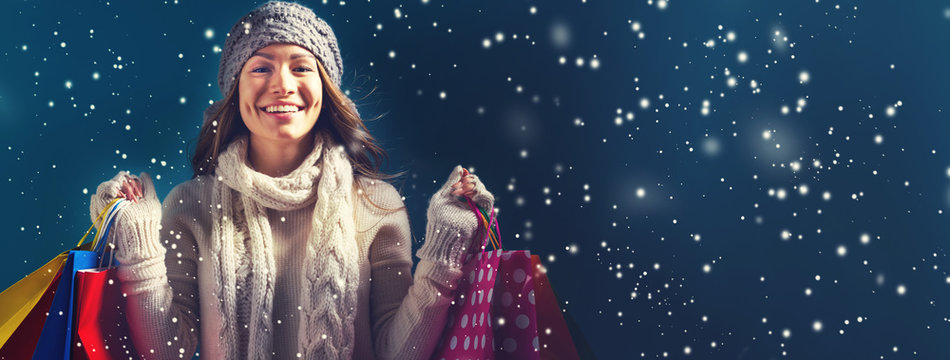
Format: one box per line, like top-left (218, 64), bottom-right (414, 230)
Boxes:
top-left (450, 168), bottom-right (478, 198)
top-left (419, 165), bottom-right (495, 267)
top-left (440, 166), bottom-right (493, 213)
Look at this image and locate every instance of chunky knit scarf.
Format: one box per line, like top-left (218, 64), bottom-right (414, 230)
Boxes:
top-left (211, 132), bottom-right (359, 359)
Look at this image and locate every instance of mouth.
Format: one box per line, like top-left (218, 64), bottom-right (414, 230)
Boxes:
top-left (259, 104), bottom-right (305, 114)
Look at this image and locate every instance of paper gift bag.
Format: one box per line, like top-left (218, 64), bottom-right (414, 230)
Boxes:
top-left (530, 255), bottom-right (580, 360)
top-left (70, 198), bottom-right (136, 360)
top-left (32, 250), bottom-right (99, 360)
top-left (0, 250), bottom-right (70, 348)
top-left (0, 269), bottom-right (63, 358)
top-left (72, 262), bottom-right (138, 360)
top-left (431, 249), bottom-right (501, 360)
top-left (491, 250), bottom-right (540, 360)
top-left (431, 198), bottom-right (501, 360)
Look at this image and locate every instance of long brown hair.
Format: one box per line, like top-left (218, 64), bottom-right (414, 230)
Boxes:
top-left (191, 60), bottom-right (401, 206)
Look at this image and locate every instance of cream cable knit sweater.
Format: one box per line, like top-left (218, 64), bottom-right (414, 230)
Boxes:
top-left (90, 139), bottom-right (493, 359)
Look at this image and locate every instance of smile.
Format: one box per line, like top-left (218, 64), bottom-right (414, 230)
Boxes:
top-left (260, 104), bottom-right (304, 113)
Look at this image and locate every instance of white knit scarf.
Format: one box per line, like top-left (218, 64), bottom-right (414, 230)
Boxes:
top-left (211, 132), bottom-right (359, 359)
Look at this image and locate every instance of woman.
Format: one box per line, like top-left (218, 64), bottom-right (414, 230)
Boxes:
top-left (89, 2), bottom-right (493, 359)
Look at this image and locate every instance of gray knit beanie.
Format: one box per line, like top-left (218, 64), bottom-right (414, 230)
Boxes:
top-left (217, 1), bottom-right (343, 96)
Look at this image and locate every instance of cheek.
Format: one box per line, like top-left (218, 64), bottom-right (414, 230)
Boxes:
top-left (315, 94), bottom-right (325, 118)
top-left (237, 73), bottom-right (264, 106)
top-left (238, 85), bottom-right (252, 114)
top-left (303, 79), bottom-right (323, 108)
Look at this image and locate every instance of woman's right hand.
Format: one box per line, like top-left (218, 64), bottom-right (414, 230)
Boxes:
top-left (89, 171), bottom-right (163, 248)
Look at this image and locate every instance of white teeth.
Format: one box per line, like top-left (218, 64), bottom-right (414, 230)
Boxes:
top-left (264, 105), bottom-right (300, 113)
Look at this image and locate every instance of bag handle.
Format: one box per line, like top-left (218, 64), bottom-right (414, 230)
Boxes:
top-left (93, 199), bottom-right (130, 269)
top-left (92, 199), bottom-right (129, 254)
top-left (76, 198), bottom-right (120, 249)
top-left (480, 204), bottom-right (500, 249)
top-left (465, 196), bottom-right (500, 250)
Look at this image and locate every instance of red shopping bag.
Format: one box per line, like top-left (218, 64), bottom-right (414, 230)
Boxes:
top-left (493, 253), bottom-right (582, 360)
top-left (69, 198), bottom-right (139, 360)
top-left (71, 262), bottom-right (138, 360)
top-left (530, 255), bottom-right (580, 360)
top-left (491, 250), bottom-right (540, 359)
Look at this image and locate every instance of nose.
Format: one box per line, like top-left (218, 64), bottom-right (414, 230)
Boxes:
top-left (270, 66), bottom-right (296, 96)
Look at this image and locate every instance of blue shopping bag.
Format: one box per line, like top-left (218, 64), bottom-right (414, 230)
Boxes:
top-left (31, 198), bottom-right (126, 359)
top-left (31, 250), bottom-right (98, 360)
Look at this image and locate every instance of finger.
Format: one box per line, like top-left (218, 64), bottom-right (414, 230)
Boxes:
top-left (452, 182), bottom-right (475, 194)
top-left (440, 165), bottom-right (465, 195)
top-left (119, 171), bottom-right (132, 200)
top-left (101, 171), bottom-right (130, 199)
top-left (454, 179), bottom-right (471, 192)
top-left (119, 182), bottom-right (133, 201)
top-left (132, 178), bottom-right (144, 199)
top-left (122, 177), bottom-right (134, 198)
top-left (468, 174), bottom-right (493, 210)
top-left (122, 178), bottom-right (135, 198)
top-left (128, 183), bottom-right (138, 202)
top-left (460, 187), bottom-right (476, 195)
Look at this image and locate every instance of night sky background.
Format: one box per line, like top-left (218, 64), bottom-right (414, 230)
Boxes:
top-left (3, 0), bottom-right (950, 358)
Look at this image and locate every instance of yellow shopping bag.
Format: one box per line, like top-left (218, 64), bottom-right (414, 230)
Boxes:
top-left (0, 253), bottom-right (68, 346)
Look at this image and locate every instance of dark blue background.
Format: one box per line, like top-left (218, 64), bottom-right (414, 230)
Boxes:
top-left (3, 0), bottom-right (950, 358)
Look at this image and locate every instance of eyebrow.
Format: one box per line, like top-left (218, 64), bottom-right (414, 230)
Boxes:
top-left (250, 52), bottom-right (316, 61)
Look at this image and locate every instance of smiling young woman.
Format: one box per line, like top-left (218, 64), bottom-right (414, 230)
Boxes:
top-left (89, 2), bottom-right (494, 359)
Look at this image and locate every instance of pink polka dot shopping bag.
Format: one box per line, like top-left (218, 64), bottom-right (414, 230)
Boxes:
top-left (431, 198), bottom-right (581, 360)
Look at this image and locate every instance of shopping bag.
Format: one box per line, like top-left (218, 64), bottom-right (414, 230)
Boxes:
top-left (31, 198), bottom-right (124, 359)
top-left (71, 198), bottom-right (138, 359)
top-left (431, 198), bottom-right (501, 360)
top-left (32, 251), bottom-right (98, 360)
top-left (432, 196), bottom-right (585, 359)
top-left (0, 268), bottom-right (63, 358)
top-left (530, 255), bottom-right (580, 360)
top-left (491, 250), bottom-right (539, 359)
top-left (71, 263), bottom-right (137, 360)
top-left (0, 251), bottom-right (69, 347)
top-left (432, 249), bottom-right (500, 359)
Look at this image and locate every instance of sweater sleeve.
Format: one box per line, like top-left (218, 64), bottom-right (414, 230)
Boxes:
top-left (114, 182), bottom-right (201, 359)
top-left (364, 172), bottom-right (492, 360)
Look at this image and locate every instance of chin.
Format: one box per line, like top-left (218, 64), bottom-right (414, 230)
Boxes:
top-left (273, 127), bottom-right (317, 141)
top-left (268, 131), bottom-right (308, 142)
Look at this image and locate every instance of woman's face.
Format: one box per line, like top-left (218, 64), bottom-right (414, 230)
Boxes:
top-left (238, 43), bottom-right (323, 145)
